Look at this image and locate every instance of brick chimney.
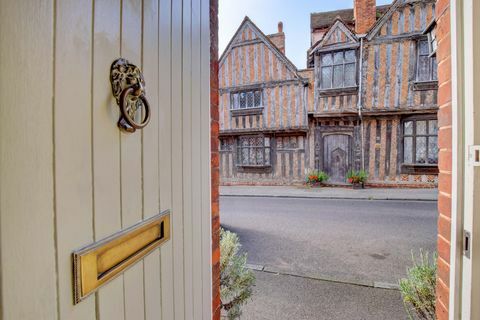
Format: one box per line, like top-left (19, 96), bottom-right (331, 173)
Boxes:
top-left (267, 22), bottom-right (285, 54)
top-left (354, 0), bottom-right (376, 34)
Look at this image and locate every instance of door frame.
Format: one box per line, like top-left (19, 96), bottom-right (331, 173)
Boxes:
top-left (314, 126), bottom-right (354, 179)
top-left (449, 0), bottom-right (480, 318)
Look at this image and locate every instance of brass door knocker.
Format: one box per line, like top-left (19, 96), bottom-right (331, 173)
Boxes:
top-left (110, 58), bottom-right (151, 133)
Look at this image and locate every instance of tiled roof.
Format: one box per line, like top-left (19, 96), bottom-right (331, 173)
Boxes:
top-left (310, 5), bottom-right (390, 30)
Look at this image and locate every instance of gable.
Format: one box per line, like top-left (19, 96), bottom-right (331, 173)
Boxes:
top-left (219, 17), bottom-right (304, 86)
top-left (322, 20), bottom-right (357, 46)
top-left (310, 19), bottom-right (358, 54)
top-left (367, 0), bottom-right (436, 40)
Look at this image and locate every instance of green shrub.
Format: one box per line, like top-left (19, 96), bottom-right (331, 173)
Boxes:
top-left (399, 250), bottom-right (437, 320)
top-left (306, 170), bottom-right (329, 184)
top-left (220, 228), bottom-right (256, 320)
top-left (346, 169), bottom-right (368, 184)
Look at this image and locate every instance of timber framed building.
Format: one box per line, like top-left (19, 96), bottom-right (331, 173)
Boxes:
top-left (219, 0), bottom-right (439, 187)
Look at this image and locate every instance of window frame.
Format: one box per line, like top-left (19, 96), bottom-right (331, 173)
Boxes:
top-left (415, 38), bottom-right (438, 84)
top-left (230, 89), bottom-right (263, 111)
top-left (319, 49), bottom-right (358, 91)
top-left (401, 116), bottom-right (439, 174)
top-left (235, 135), bottom-right (271, 168)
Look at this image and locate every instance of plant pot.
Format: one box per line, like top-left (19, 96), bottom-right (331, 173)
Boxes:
top-left (308, 181), bottom-right (323, 188)
top-left (352, 182), bottom-right (364, 189)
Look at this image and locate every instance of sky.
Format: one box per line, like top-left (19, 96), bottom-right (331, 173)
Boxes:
top-left (219, 0), bottom-right (391, 69)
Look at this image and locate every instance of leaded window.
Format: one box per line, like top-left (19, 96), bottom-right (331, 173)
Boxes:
top-left (230, 90), bottom-right (263, 110)
top-left (320, 50), bottom-right (357, 89)
top-left (403, 119), bottom-right (438, 165)
top-left (236, 136), bottom-right (271, 167)
top-left (416, 39), bottom-right (437, 82)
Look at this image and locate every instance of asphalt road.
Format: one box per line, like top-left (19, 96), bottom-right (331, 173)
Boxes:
top-left (220, 197), bottom-right (438, 286)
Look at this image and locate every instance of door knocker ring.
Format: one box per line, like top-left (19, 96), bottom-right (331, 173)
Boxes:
top-left (110, 58), bottom-right (151, 133)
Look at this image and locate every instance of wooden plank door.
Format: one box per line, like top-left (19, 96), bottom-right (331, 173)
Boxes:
top-left (0, 1), bottom-right (212, 319)
top-left (323, 134), bottom-right (351, 183)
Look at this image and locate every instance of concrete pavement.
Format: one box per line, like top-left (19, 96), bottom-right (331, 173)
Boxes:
top-left (220, 196), bottom-right (437, 319)
top-left (241, 271), bottom-right (407, 320)
top-left (220, 185), bottom-right (438, 201)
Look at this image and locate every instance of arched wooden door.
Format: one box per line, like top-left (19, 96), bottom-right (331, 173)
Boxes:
top-left (323, 134), bottom-right (352, 183)
top-left (0, 1), bottom-right (212, 319)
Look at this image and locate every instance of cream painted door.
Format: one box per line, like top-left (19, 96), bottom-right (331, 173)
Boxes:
top-left (0, 1), bottom-right (211, 319)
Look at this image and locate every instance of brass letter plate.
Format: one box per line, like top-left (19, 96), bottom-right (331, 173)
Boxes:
top-left (72, 211), bottom-right (170, 304)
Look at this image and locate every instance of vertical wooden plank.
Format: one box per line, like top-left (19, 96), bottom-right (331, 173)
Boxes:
top-left (384, 44), bottom-right (392, 109)
top-left (0, 1), bottom-right (57, 319)
top-left (92, 0), bottom-right (125, 318)
top-left (54, 0), bottom-right (96, 318)
top-left (372, 45), bottom-right (380, 109)
top-left (390, 118), bottom-right (399, 179)
top-left (121, 0), bottom-right (145, 318)
top-left (142, 0), bottom-right (162, 319)
top-left (378, 120), bottom-right (387, 180)
top-left (158, 0), bottom-right (175, 318)
top-left (368, 120), bottom-right (377, 177)
top-left (182, 0), bottom-right (194, 317)
top-left (171, 0), bottom-right (186, 317)
top-left (191, 0), bottom-right (204, 315)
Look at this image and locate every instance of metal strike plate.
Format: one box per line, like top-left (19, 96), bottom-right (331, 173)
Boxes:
top-left (464, 230), bottom-right (471, 258)
top-left (469, 145), bottom-right (480, 166)
top-left (72, 211), bottom-right (170, 304)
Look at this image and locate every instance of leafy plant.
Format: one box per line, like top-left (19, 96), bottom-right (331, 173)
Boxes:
top-left (220, 228), bottom-right (256, 320)
top-left (346, 169), bottom-right (368, 184)
top-left (399, 250), bottom-right (437, 320)
top-left (306, 170), bottom-right (329, 184)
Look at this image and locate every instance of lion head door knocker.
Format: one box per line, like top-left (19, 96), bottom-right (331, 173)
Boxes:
top-left (110, 58), bottom-right (151, 133)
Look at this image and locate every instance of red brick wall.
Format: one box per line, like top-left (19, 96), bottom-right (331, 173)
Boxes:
top-left (210, 0), bottom-right (221, 318)
top-left (354, 0), bottom-right (376, 34)
top-left (435, 0), bottom-right (452, 317)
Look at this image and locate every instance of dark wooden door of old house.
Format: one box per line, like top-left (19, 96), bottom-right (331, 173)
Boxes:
top-left (323, 134), bottom-right (351, 183)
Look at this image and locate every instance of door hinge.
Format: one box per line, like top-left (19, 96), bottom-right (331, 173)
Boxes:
top-left (468, 145), bottom-right (480, 166)
top-left (464, 230), bottom-right (471, 259)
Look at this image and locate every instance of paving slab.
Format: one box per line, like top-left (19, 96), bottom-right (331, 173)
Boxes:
top-left (240, 271), bottom-right (407, 320)
top-left (220, 186), bottom-right (438, 201)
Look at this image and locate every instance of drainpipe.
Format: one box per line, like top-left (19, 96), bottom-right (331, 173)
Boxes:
top-left (357, 36), bottom-right (365, 171)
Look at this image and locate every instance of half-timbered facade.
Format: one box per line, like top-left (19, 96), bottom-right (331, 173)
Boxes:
top-left (219, 0), bottom-right (438, 187)
top-left (219, 18), bottom-right (312, 184)
top-left (307, 0), bottom-right (438, 186)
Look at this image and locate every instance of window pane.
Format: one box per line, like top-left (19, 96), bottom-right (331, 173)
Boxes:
top-left (418, 40), bottom-right (429, 55)
top-left (344, 63), bottom-right (356, 87)
top-left (239, 92), bottom-right (246, 108)
top-left (432, 57), bottom-right (438, 81)
top-left (404, 121), bottom-right (413, 135)
top-left (254, 91), bottom-right (262, 107)
top-left (416, 137), bottom-right (427, 163)
top-left (428, 120), bottom-right (438, 135)
top-left (417, 56), bottom-right (431, 81)
top-left (428, 137), bottom-right (438, 164)
top-left (345, 50), bottom-right (356, 63)
top-left (333, 65), bottom-right (343, 88)
top-left (246, 91), bottom-right (254, 108)
top-left (321, 53), bottom-right (333, 66)
top-left (334, 52), bottom-right (344, 64)
top-left (417, 120), bottom-right (427, 135)
top-left (230, 94), bottom-right (237, 109)
top-left (404, 137), bottom-right (413, 163)
top-left (321, 66), bottom-right (332, 88)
